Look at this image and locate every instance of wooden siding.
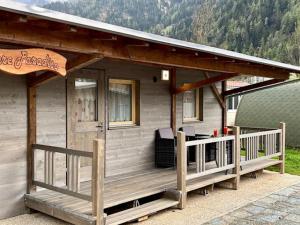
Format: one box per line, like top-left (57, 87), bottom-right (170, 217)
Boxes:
top-left (0, 60), bottom-right (223, 221)
top-left (176, 69), bottom-right (222, 135)
top-left (36, 78), bottom-right (67, 184)
top-left (91, 60), bottom-right (222, 176)
top-left (0, 74), bottom-right (27, 219)
top-left (92, 60), bottom-right (171, 176)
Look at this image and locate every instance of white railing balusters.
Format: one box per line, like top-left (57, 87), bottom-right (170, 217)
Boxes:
top-left (196, 145), bottom-right (200, 173)
top-left (42, 151), bottom-right (56, 186)
top-left (184, 135), bottom-right (235, 180)
top-left (67, 154), bottom-right (81, 192)
top-left (240, 128), bottom-right (282, 166)
top-left (176, 123), bottom-right (285, 209)
top-left (202, 144), bottom-right (206, 172)
top-left (32, 144), bottom-right (93, 201)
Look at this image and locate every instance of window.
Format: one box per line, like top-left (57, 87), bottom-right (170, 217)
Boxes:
top-left (183, 88), bottom-right (203, 122)
top-left (75, 78), bottom-right (98, 122)
top-left (227, 95), bottom-right (241, 111)
top-left (109, 79), bottom-right (138, 127)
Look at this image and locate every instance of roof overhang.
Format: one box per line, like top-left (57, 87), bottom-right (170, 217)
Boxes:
top-left (0, 0), bottom-right (299, 80)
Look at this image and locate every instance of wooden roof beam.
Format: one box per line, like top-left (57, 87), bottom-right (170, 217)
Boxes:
top-left (174, 73), bottom-right (239, 94)
top-left (0, 22), bottom-right (99, 54)
top-left (125, 47), bottom-right (290, 79)
top-left (223, 78), bottom-right (285, 96)
top-left (28, 54), bottom-right (103, 87)
top-left (0, 22), bottom-right (292, 78)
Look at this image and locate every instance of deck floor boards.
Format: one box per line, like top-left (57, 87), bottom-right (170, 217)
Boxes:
top-left (25, 159), bottom-right (281, 225)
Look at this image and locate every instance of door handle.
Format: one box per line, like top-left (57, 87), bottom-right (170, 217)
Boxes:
top-left (96, 122), bottom-right (104, 132)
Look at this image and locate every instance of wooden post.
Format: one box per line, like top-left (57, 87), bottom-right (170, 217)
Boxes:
top-left (279, 122), bottom-right (286, 174)
top-left (221, 81), bottom-right (227, 132)
top-left (92, 139), bottom-right (104, 225)
top-left (27, 86), bottom-right (37, 194)
top-left (177, 131), bottom-right (187, 209)
top-left (170, 69), bottom-right (176, 134)
top-left (232, 126), bottom-right (240, 190)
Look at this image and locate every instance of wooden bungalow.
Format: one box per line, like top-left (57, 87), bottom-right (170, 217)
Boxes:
top-left (0, 1), bottom-right (300, 225)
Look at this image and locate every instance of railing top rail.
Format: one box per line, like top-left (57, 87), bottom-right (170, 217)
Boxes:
top-left (32, 144), bottom-right (93, 158)
top-left (240, 129), bottom-right (281, 139)
top-left (186, 135), bottom-right (235, 147)
top-left (228, 125), bottom-right (277, 131)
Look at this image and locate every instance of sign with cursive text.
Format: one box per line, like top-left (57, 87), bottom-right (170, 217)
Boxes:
top-left (0, 49), bottom-right (67, 76)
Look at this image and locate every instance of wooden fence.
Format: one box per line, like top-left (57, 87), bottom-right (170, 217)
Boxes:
top-left (177, 122), bottom-right (286, 209)
top-left (31, 139), bottom-right (104, 225)
top-left (185, 135), bottom-right (236, 180)
top-left (240, 129), bottom-right (282, 165)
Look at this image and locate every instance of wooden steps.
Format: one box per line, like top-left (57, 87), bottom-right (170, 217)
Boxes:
top-left (106, 198), bottom-right (179, 225)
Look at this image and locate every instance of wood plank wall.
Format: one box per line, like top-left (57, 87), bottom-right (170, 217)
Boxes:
top-left (92, 59), bottom-right (222, 176)
top-left (0, 74), bottom-right (27, 219)
top-left (92, 60), bottom-right (171, 176)
top-left (0, 59), bottom-right (223, 220)
top-left (176, 69), bottom-right (223, 134)
top-left (36, 78), bottom-right (67, 185)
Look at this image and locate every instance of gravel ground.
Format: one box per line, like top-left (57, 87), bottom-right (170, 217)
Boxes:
top-left (0, 171), bottom-right (299, 225)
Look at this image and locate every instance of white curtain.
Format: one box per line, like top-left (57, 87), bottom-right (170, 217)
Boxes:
top-left (183, 90), bottom-right (196, 119)
top-left (109, 83), bottom-right (132, 122)
top-left (75, 79), bottom-right (97, 122)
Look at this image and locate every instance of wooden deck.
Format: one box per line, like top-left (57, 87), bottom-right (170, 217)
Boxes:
top-left (24, 158), bottom-right (281, 225)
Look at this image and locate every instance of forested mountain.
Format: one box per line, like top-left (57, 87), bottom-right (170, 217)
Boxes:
top-left (40, 0), bottom-right (300, 66)
top-left (192, 0), bottom-right (300, 66)
top-left (43, 0), bottom-right (201, 41)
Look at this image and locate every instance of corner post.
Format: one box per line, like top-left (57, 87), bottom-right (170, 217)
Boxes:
top-left (232, 126), bottom-right (240, 190)
top-left (92, 139), bottom-right (104, 225)
top-left (27, 86), bottom-right (37, 194)
top-left (177, 131), bottom-right (187, 209)
top-left (221, 80), bottom-right (227, 132)
top-left (279, 122), bottom-right (286, 174)
top-left (170, 68), bottom-right (177, 134)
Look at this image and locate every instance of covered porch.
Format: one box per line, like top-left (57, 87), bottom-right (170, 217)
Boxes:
top-left (0, 1), bottom-right (299, 225)
top-left (24, 124), bottom-right (286, 225)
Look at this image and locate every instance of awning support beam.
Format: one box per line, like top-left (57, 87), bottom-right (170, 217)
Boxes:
top-left (223, 79), bottom-right (285, 96)
top-left (174, 73), bottom-right (239, 95)
top-left (204, 72), bottom-right (226, 109)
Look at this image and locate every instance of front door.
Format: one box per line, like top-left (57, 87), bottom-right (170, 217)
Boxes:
top-left (67, 69), bottom-right (105, 180)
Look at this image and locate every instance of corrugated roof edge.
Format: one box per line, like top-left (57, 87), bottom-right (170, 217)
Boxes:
top-left (1, 0), bottom-right (300, 73)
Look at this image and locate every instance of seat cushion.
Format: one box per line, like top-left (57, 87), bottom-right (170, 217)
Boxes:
top-left (158, 128), bottom-right (174, 139)
top-left (180, 126), bottom-right (195, 136)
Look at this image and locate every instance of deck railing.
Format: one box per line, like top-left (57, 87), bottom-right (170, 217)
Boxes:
top-left (176, 122), bottom-right (286, 209)
top-left (32, 144), bottom-right (93, 201)
top-left (31, 139), bottom-right (104, 224)
top-left (185, 135), bottom-right (236, 180)
top-left (240, 129), bottom-right (282, 165)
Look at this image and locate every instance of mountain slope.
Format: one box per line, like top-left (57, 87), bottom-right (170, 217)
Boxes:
top-left (43, 0), bottom-right (202, 41)
top-left (42, 0), bottom-right (300, 65)
top-left (192, 0), bottom-right (300, 66)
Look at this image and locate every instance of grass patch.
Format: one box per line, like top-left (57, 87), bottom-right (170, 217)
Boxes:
top-left (240, 147), bottom-right (300, 176)
top-left (241, 149), bottom-right (264, 157)
top-left (267, 148), bottom-right (300, 176)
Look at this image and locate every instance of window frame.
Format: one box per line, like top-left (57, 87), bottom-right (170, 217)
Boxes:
top-left (183, 88), bottom-right (204, 123)
top-left (227, 95), bottom-right (242, 112)
top-left (108, 78), bottom-right (138, 128)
